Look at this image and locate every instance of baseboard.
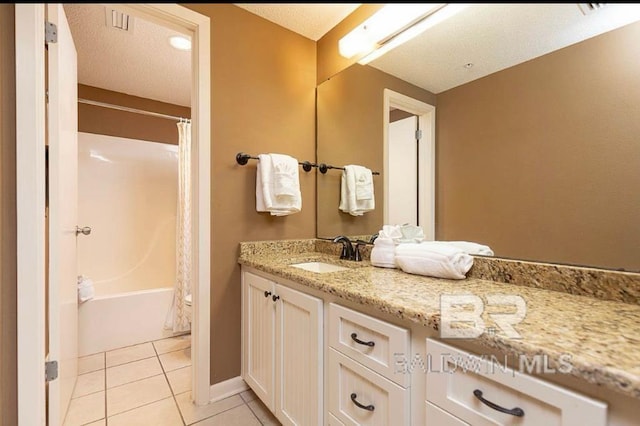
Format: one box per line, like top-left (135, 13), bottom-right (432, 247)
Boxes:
top-left (209, 376), bottom-right (249, 403)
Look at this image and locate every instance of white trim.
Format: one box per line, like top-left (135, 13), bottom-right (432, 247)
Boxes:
top-left (209, 377), bottom-right (249, 403)
top-left (122, 4), bottom-right (212, 406)
top-left (15, 4), bottom-right (47, 425)
top-left (383, 89), bottom-right (436, 239)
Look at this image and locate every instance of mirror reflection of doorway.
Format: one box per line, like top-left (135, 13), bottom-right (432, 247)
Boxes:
top-left (388, 110), bottom-right (419, 226)
top-left (383, 89), bottom-right (436, 240)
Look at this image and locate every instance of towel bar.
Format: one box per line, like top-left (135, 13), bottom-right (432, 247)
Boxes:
top-left (318, 163), bottom-right (380, 175)
top-left (235, 152), bottom-right (315, 172)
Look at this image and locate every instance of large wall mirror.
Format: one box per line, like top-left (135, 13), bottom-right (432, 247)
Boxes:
top-left (316, 4), bottom-right (640, 272)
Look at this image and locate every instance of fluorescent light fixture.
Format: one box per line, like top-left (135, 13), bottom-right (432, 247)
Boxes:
top-left (339, 4), bottom-right (446, 59)
top-left (169, 35), bottom-right (191, 51)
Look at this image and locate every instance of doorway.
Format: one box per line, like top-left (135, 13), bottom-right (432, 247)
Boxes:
top-left (15, 4), bottom-right (211, 425)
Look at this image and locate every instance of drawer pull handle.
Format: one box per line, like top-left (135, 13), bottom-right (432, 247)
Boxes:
top-left (350, 393), bottom-right (375, 412)
top-left (272, 294), bottom-right (280, 302)
top-left (351, 333), bottom-right (375, 347)
top-left (473, 389), bottom-right (524, 417)
top-left (264, 291), bottom-right (272, 298)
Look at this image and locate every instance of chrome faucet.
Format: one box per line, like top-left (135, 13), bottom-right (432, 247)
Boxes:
top-left (332, 235), bottom-right (354, 260)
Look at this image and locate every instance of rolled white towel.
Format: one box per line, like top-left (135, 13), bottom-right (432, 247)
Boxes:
top-left (425, 241), bottom-right (494, 256)
top-left (370, 238), bottom-right (397, 268)
top-left (395, 243), bottom-right (473, 280)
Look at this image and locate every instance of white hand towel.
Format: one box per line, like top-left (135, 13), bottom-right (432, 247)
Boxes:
top-left (256, 153), bottom-right (301, 216)
top-left (423, 241), bottom-right (494, 256)
top-left (370, 238), bottom-right (397, 268)
top-left (395, 243), bottom-right (473, 280)
top-left (339, 165), bottom-right (375, 216)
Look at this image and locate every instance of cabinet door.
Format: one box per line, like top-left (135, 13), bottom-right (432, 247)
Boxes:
top-left (275, 284), bottom-right (323, 426)
top-left (242, 272), bottom-right (276, 411)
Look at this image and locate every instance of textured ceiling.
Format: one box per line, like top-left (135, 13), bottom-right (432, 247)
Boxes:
top-left (62, 4), bottom-right (640, 106)
top-left (64, 4), bottom-right (191, 107)
top-left (234, 3), bottom-right (361, 41)
top-left (366, 3), bottom-right (640, 94)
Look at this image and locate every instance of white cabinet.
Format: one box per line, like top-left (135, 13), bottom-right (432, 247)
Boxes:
top-left (425, 338), bottom-right (608, 426)
top-left (242, 270), bottom-right (323, 425)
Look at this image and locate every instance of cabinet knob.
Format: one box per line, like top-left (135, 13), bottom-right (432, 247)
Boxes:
top-left (264, 291), bottom-right (272, 298)
top-left (272, 294), bottom-right (280, 302)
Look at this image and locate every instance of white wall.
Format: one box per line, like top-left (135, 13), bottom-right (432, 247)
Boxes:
top-left (77, 132), bottom-right (178, 296)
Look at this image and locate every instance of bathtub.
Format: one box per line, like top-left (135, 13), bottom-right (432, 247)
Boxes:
top-left (78, 287), bottom-right (177, 356)
top-left (77, 133), bottom-right (180, 356)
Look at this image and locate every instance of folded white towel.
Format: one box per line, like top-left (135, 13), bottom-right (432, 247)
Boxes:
top-left (379, 224), bottom-right (403, 240)
top-left (256, 153), bottom-right (301, 216)
top-left (395, 243), bottom-right (473, 280)
top-left (339, 165), bottom-right (375, 216)
top-left (77, 275), bottom-right (95, 303)
top-left (370, 238), bottom-right (397, 268)
top-left (425, 241), bottom-right (494, 256)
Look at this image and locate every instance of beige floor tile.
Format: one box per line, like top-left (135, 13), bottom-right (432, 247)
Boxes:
top-left (175, 392), bottom-right (244, 425)
top-left (106, 342), bottom-right (156, 367)
top-left (78, 353), bottom-right (105, 375)
top-left (247, 398), bottom-right (281, 426)
top-left (153, 334), bottom-right (191, 355)
top-left (85, 420), bottom-right (106, 426)
top-left (108, 397), bottom-right (184, 426)
top-left (239, 389), bottom-right (256, 403)
top-left (107, 374), bottom-right (172, 416)
top-left (63, 391), bottom-right (105, 426)
top-left (166, 366), bottom-right (191, 395)
top-left (192, 403), bottom-right (260, 426)
top-left (159, 347), bottom-right (191, 372)
top-left (72, 370), bottom-right (105, 399)
top-left (107, 356), bottom-right (163, 389)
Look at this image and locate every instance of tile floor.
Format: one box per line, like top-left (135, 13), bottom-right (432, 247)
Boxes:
top-left (65, 335), bottom-right (280, 425)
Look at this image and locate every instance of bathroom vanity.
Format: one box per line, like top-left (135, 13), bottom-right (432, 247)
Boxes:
top-left (239, 239), bottom-right (640, 425)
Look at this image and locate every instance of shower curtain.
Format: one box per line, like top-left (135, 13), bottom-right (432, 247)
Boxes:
top-left (165, 121), bottom-right (192, 332)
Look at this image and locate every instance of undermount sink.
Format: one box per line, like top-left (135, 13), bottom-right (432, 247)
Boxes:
top-left (290, 261), bottom-right (349, 273)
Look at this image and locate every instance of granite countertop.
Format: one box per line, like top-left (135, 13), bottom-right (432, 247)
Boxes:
top-left (238, 239), bottom-right (640, 400)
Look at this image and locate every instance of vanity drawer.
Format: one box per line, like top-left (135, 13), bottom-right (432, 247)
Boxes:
top-left (425, 401), bottom-right (468, 426)
top-left (329, 348), bottom-right (409, 426)
top-left (329, 303), bottom-right (410, 387)
top-left (426, 339), bottom-right (607, 426)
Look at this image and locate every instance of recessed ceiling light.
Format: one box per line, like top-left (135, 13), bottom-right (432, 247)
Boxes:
top-left (169, 35), bottom-right (191, 51)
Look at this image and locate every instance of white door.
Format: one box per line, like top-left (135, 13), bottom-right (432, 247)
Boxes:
top-left (242, 271), bottom-right (276, 410)
top-left (388, 115), bottom-right (418, 226)
top-left (47, 4), bottom-right (79, 425)
top-left (275, 284), bottom-right (323, 426)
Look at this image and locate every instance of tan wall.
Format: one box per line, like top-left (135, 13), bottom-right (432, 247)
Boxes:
top-left (436, 21), bottom-right (640, 271)
top-left (0, 4), bottom-right (17, 425)
top-left (317, 64), bottom-right (436, 238)
top-left (316, 4), bottom-right (383, 84)
top-left (184, 4), bottom-right (317, 384)
top-left (78, 84), bottom-right (191, 145)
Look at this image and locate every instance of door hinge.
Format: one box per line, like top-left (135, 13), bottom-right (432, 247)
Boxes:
top-left (45, 21), bottom-right (58, 44)
top-left (415, 129), bottom-right (423, 141)
top-left (45, 360), bottom-right (58, 382)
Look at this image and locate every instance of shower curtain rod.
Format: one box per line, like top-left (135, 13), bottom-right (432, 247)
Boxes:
top-left (77, 98), bottom-right (191, 122)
